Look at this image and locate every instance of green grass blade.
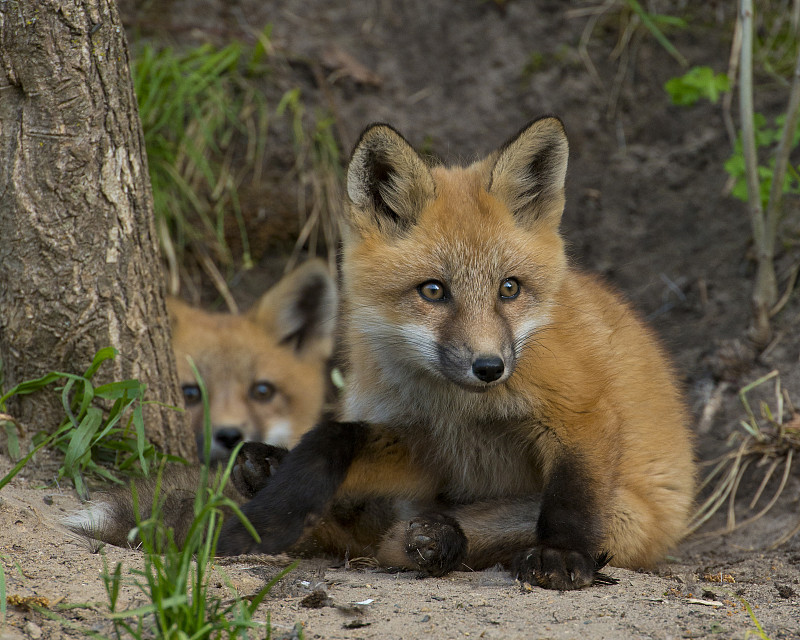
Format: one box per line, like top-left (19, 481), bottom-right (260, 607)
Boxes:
top-left (106, 593), bottom-right (189, 619)
top-left (93, 379), bottom-right (144, 400)
top-left (247, 561), bottom-right (299, 615)
top-left (0, 372), bottom-right (64, 409)
top-left (0, 560), bottom-right (6, 626)
top-left (626, 0), bottom-right (688, 67)
top-left (63, 407), bottom-right (104, 473)
top-left (82, 347), bottom-right (119, 380)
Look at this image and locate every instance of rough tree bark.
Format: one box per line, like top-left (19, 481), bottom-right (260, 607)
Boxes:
top-left (0, 0), bottom-right (191, 458)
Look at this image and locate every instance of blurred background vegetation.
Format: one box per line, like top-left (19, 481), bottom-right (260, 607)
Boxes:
top-left (126, 0), bottom-right (799, 333)
top-left (130, 26), bottom-right (342, 310)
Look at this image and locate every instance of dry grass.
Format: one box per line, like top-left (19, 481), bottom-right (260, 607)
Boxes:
top-left (566, 0), bottom-right (688, 118)
top-left (275, 89), bottom-right (343, 276)
top-left (688, 370), bottom-right (800, 548)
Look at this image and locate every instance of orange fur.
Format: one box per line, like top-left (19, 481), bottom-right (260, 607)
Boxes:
top-left (169, 259), bottom-right (337, 463)
top-left (335, 118), bottom-right (695, 572)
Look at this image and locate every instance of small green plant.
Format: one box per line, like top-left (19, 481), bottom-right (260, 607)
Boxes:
top-left (737, 0), bottom-right (800, 343)
top-left (0, 348), bottom-right (178, 499)
top-left (99, 459), bottom-right (293, 639)
top-left (723, 112), bottom-right (800, 210)
top-left (98, 361), bottom-right (295, 639)
top-left (665, 66), bottom-right (730, 106)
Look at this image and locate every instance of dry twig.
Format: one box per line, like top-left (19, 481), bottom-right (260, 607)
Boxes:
top-left (688, 371), bottom-right (800, 548)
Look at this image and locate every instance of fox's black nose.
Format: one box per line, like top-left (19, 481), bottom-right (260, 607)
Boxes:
top-left (215, 427), bottom-right (243, 449)
top-left (472, 356), bottom-right (504, 383)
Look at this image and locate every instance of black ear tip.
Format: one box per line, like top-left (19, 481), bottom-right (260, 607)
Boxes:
top-left (493, 116), bottom-right (568, 161)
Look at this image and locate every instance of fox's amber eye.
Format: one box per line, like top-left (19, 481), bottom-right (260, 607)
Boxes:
top-left (499, 278), bottom-right (520, 299)
top-left (250, 381), bottom-right (276, 402)
top-left (181, 384), bottom-right (202, 406)
top-left (418, 280), bottom-right (447, 302)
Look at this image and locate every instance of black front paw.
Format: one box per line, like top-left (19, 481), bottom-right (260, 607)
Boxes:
top-left (513, 546), bottom-right (599, 590)
top-left (231, 442), bottom-right (289, 499)
top-left (404, 513), bottom-right (467, 577)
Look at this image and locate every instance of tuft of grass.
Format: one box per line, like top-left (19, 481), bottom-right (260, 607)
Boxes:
top-left (0, 347), bottom-right (179, 499)
top-left (754, 0), bottom-right (800, 85)
top-left (276, 89), bottom-right (343, 274)
top-left (99, 459), bottom-right (294, 639)
top-left (132, 30), bottom-right (273, 296)
top-left (623, 0), bottom-right (688, 67)
top-left (98, 358), bottom-right (295, 638)
top-left (3, 356), bottom-right (295, 637)
top-left (133, 28), bottom-right (343, 297)
top-left (568, 0), bottom-right (688, 113)
top-left (688, 370), bottom-right (800, 546)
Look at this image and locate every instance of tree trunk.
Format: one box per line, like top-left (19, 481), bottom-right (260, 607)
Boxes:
top-left (0, 0), bottom-right (191, 459)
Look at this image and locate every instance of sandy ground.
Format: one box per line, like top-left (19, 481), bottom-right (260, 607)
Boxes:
top-left (1, 452), bottom-right (799, 640)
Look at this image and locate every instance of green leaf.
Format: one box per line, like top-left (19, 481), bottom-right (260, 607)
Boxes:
top-left (94, 379), bottom-right (145, 400)
top-left (83, 347), bottom-right (118, 380)
top-left (0, 372), bottom-right (64, 409)
top-left (62, 407), bottom-right (103, 473)
top-left (2, 419), bottom-right (20, 460)
top-left (665, 66), bottom-right (730, 106)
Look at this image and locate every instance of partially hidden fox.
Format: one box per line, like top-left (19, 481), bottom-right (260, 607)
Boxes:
top-left (70, 118), bottom-right (695, 591)
top-left (168, 259), bottom-right (337, 463)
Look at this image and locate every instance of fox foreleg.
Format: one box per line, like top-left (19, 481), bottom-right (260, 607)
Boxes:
top-left (216, 419), bottom-right (370, 555)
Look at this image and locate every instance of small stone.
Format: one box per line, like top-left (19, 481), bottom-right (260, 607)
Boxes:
top-left (775, 584), bottom-right (796, 599)
top-left (24, 621), bottom-right (42, 639)
top-left (299, 589), bottom-right (331, 609)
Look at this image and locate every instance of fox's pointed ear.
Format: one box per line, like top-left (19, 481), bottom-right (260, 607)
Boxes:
top-left (488, 117), bottom-right (568, 228)
top-left (250, 259), bottom-right (338, 360)
top-left (346, 124), bottom-right (435, 234)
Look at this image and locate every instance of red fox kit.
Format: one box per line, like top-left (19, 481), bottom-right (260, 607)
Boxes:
top-left (214, 117), bottom-right (696, 589)
top-left (64, 261), bottom-right (335, 546)
top-left (72, 118), bottom-right (695, 591)
top-left (169, 259), bottom-right (337, 463)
